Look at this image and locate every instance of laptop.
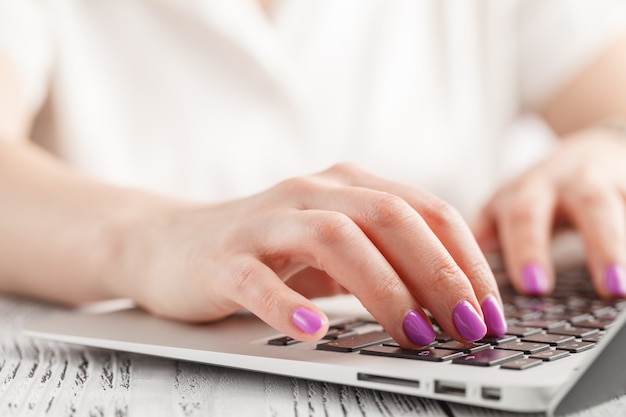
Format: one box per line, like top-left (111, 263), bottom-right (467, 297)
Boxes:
top-left (23, 258), bottom-right (626, 417)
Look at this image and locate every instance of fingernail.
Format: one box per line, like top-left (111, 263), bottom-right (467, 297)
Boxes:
top-left (481, 295), bottom-right (507, 336)
top-left (403, 310), bottom-right (436, 346)
top-left (606, 263), bottom-right (626, 297)
top-left (453, 301), bottom-right (487, 341)
top-left (522, 263), bottom-right (549, 295)
top-left (291, 307), bottom-right (324, 334)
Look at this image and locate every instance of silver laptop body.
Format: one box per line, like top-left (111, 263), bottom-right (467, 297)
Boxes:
top-left (23, 283), bottom-right (626, 417)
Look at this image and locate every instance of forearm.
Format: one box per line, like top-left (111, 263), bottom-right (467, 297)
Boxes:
top-left (541, 35), bottom-right (626, 137)
top-left (0, 139), bottom-right (175, 305)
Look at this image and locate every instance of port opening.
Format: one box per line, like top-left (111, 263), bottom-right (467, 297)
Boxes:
top-left (481, 386), bottom-right (501, 401)
top-left (434, 380), bottom-right (466, 397)
top-left (357, 373), bottom-right (420, 388)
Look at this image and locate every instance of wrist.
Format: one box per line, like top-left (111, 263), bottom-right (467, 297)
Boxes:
top-left (99, 190), bottom-right (190, 303)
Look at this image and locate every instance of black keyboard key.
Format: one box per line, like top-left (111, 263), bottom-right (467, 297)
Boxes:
top-left (530, 349), bottom-right (570, 361)
top-left (505, 326), bottom-right (542, 337)
top-left (360, 345), bottom-right (463, 362)
top-left (316, 331), bottom-right (392, 352)
top-left (517, 319), bottom-right (567, 329)
top-left (506, 310), bottom-right (542, 321)
top-left (496, 341), bottom-right (550, 354)
top-left (548, 327), bottom-right (599, 338)
top-left (479, 334), bottom-right (517, 345)
top-left (555, 341), bottom-right (595, 353)
top-left (568, 312), bottom-right (595, 323)
top-left (590, 301), bottom-right (616, 317)
top-left (268, 336), bottom-right (300, 346)
top-left (506, 318), bottom-right (520, 326)
top-left (521, 333), bottom-right (575, 346)
top-left (323, 328), bottom-right (358, 340)
top-left (501, 357), bottom-right (543, 370)
top-left (382, 341), bottom-right (437, 349)
top-left (436, 341), bottom-right (491, 353)
top-left (614, 300), bottom-right (626, 311)
top-left (595, 311), bottom-right (620, 321)
top-left (329, 319), bottom-right (370, 330)
top-left (452, 349), bottom-right (523, 367)
top-left (435, 331), bottom-right (453, 342)
top-left (575, 318), bottom-right (615, 330)
top-left (582, 333), bottom-right (604, 343)
top-left (565, 299), bottom-right (591, 310)
top-left (542, 312), bottom-right (593, 323)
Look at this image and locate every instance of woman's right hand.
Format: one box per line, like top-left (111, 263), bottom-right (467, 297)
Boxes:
top-left (112, 163), bottom-right (506, 348)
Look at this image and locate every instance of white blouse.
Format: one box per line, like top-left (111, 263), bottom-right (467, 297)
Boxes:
top-left (2, 0), bottom-right (626, 218)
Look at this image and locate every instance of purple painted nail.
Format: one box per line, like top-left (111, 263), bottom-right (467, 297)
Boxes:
top-left (453, 301), bottom-right (487, 342)
top-left (481, 295), bottom-right (508, 336)
top-left (403, 310), bottom-right (436, 346)
top-left (523, 263), bottom-right (549, 295)
top-left (606, 263), bottom-right (626, 297)
top-left (291, 307), bottom-right (324, 334)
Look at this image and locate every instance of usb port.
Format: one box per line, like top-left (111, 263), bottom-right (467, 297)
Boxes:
top-left (481, 386), bottom-right (501, 401)
top-left (434, 380), bottom-right (466, 397)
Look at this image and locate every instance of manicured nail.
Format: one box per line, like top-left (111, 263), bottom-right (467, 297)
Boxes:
top-left (522, 263), bottom-right (549, 295)
top-left (606, 263), bottom-right (626, 297)
top-left (453, 301), bottom-right (487, 341)
top-left (481, 295), bottom-right (507, 336)
top-left (403, 310), bottom-right (436, 346)
top-left (291, 307), bottom-right (324, 334)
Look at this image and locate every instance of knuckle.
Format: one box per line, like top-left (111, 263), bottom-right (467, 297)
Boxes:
top-left (366, 276), bottom-right (405, 306)
top-left (229, 259), bottom-right (262, 297)
top-left (275, 175), bottom-right (319, 196)
top-left (463, 258), bottom-right (494, 285)
top-left (306, 212), bottom-right (360, 246)
top-left (327, 162), bottom-right (363, 177)
top-left (255, 285), bottom-right (282, 317)
top-left (363, 193), bottom-right (415, 228)
top-left (323, 162), bottom-right (373, 183)
top-left (228, 259), bottom-right (282, 315)
top-left (428, 259), bottom-right (463, 288)
top-left (421, 197), bottom-right (464, 229)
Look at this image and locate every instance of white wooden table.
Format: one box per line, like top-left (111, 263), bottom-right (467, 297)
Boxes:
top-left (2, 296), bottom-right (625, 417)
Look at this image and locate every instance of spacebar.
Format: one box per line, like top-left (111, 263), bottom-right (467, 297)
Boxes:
top-left (316, 331), bottom-right (392, 352)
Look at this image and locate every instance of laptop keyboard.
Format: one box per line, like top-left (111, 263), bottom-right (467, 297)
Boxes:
top-left (268, 266), bottom-right (626, 371)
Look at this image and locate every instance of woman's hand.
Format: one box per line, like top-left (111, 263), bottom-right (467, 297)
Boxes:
top-left (113, 163), bottom-right (506, 347)
top-left (473, 127), bottom-right (626, 298)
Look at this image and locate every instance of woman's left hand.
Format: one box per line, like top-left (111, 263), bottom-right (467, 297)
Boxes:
top-left (473, 126), bottom-right (626, 298)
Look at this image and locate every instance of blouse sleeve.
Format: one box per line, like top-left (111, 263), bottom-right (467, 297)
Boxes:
top-left (0, 0), bottom-right (53, 118)
top-left (517, 0), bottom-right (626, 111)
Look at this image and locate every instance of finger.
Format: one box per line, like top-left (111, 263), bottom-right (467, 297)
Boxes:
top-left (281, 180), bottom-right (489, 343)
top-left (472, 200), bottom-right (502, 255)
top-left (222, 256), bottom-right (330, 341)
top-left (261, 208), bottom-right (438, 347)
top-left (320, 164), bottom-right (504, 336)
top-left (561, 180), bottom-right (626, 298)
top-left (407, 194), bottom-right (507, 336)
top-left (494, 178), bottom-right (557, 296)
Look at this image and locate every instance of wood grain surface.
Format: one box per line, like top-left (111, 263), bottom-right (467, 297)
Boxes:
top-left (1, 296), bottom-right (624, 417)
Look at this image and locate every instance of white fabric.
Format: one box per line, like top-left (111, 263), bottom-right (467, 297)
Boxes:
top-left (0, 0), bottom-right (51, 115)
top-left (2, 0), bottom-right (626, 218)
